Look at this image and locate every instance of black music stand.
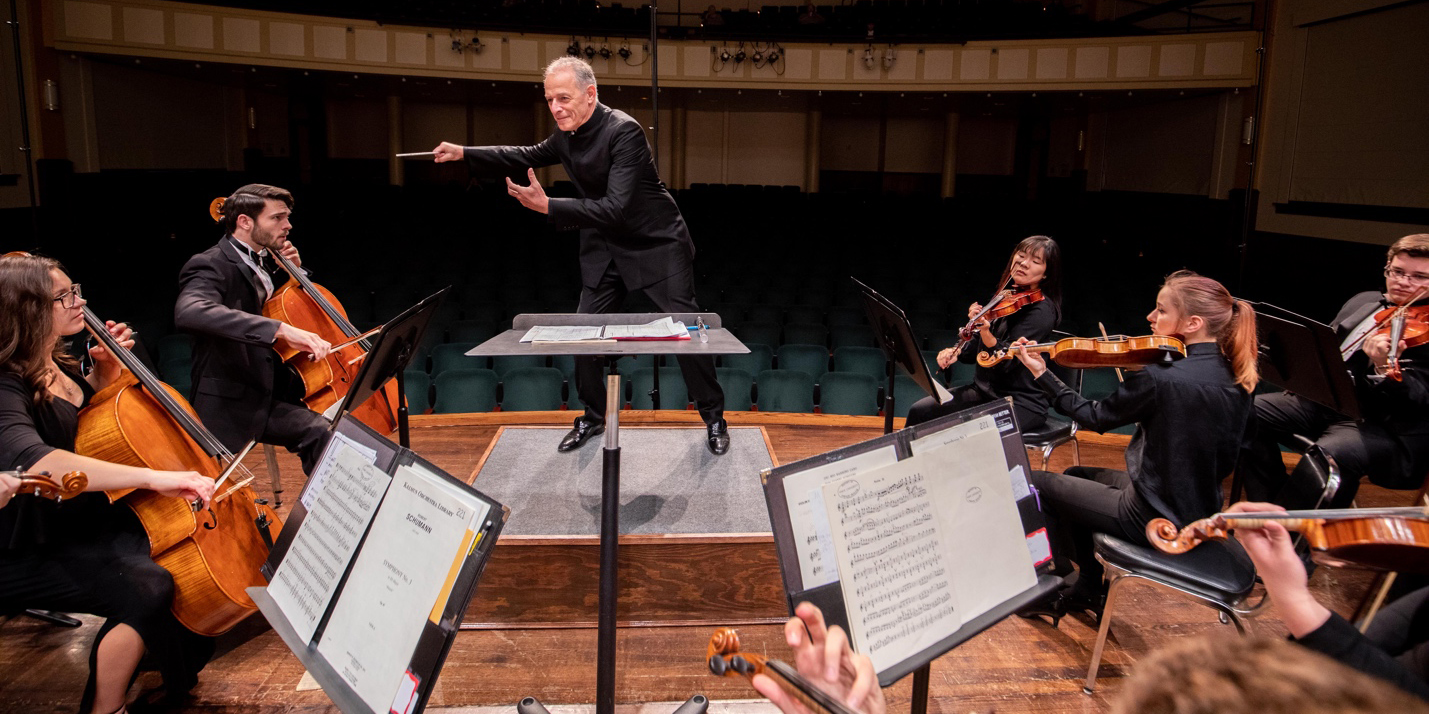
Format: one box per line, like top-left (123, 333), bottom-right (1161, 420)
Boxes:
top-left (330, 288), bottom-right (448, 449)
top-left (466, 313), bottom-right (744, 714)
top-left (854, 278), bottom-right (951, 436)
top-left (1226, 301), bottom-right (1362, 502)
top-left (1251, 301), bottom-right (1360, 419)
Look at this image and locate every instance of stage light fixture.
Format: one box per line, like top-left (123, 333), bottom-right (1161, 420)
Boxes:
top-left (766, 48), bottom-right (780, 63)
top-left (734, 48), bottom-right (746, 64)
top-left (618, 45), bottom-right (632, 60)
top-left (599, 45), bottom-right (612, 59)
top-left (567, 39), bottom-right (582, 57)
top-left (863, 47), bottom-right (875, 69)
top-left (584, 45), bottom-right (597, 59)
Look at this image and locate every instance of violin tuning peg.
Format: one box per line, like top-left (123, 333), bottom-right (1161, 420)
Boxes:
top-left (729, 654), bottom-right (753, 675)
top-left (708, 654), bottom-right (729, 675)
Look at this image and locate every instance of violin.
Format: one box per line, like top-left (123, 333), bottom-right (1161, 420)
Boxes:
top-left (1146, 505), bottom-right (1429, 573)
top-left (2, 470), bottom-right (89, 501)
top-left (707, 627), bottom-right (861, 714)
top-left (208, 197), bottom-right (401, 432)
top-left (1373, 298), bottom-right (1429, 381)
top-left (977, 334), bottom-right (1186, 370)
top-left (955, 287), bottom-right (1044, 353)
top-left (76, 302), bottom-right (282, 636)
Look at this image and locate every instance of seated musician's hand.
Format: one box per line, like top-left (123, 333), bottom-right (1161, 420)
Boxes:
top-left (277, 240), bottom-right (301, 269)
top-left (432, 141), bottom-right (464, 163)
top-left (1224, 501), bottom-right (1328, 636)
top-left (505, 168), bottom-right (549, 215)
top-left (1009, 337), bottom-right (1046, 378)
top-left (147, 470), bottom-right (216, 510)
top-left (275, 323), bottom-right (332, 362)
top-left (937, 347), bottom-right (960, 369)
top-left (89, 320), bottom-right (134, 372)
top-left (1362, 333), bottom-right (1406, 372)
top-left (966, 302), bottom-right (983, 320)
top-left (0, 473), bottom-right (19, 509)
top-left (752, 602), bottom-right (886, 714)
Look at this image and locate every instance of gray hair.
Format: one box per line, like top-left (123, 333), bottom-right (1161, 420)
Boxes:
top-left (544, 57), bottom-right (598, 91)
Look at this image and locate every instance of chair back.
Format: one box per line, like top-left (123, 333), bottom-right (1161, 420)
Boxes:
top-left (819, 372), bottom-right (880, 416)
top-left (432, 368), bottom-right (499, 413)
top-left (755, 369), bottom-right (815, 413)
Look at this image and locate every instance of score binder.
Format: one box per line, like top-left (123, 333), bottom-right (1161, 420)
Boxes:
top-left (251, 414), bottom-right (508, 714)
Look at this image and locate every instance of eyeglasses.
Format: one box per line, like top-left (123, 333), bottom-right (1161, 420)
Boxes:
top-left (1385, 267), bottom-right (1429, 285)
top-left (53, 284), bottom-right (83, 309)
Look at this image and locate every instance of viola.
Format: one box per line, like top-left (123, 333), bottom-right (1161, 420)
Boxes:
top-left (208, 198), bottom-right (401, 432)
top-left (3, 470), bottom-right (88, 501)
top-left (707, 627), bottom-right (861, 714)
top-left (1145, 505), bottom-right (1429, 573)
top-left (76, 303), bottom-right (282, 636)
top-left (977, 334), bottom-right (1186, 370)
top-left (955, 287), bottom-right (1044, 353)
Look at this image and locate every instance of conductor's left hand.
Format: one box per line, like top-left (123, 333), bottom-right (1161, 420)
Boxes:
top-left (506, 168), bottom-right (550, 215)
top-left (432, 141), bottom-right (465, 163)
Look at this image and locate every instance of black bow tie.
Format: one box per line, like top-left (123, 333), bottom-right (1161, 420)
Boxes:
top-left (240, 245), bottom-right (278, 275)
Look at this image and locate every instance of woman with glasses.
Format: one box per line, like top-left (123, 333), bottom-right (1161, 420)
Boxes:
top-left (0, 253), bottom-right (216, 714)
top-left (904, 235), bottom-right (1063, 430)
top-left (1238, 233), bottom-right (1429, 509)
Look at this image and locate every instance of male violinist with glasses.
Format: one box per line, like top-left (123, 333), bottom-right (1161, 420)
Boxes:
top-left (175, 183), bottom-right (331, 474)
top-left (1239, 233), bottom-right (1429, 508)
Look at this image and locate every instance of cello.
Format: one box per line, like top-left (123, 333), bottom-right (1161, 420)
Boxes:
top-left (208, 197), bottom-right (401, 432)
top-left (75, 303), bottom-right (282, 636)
top-left (3, 470), bottom-right (89, 501)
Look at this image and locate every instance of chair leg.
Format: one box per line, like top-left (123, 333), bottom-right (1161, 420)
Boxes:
top-left (263, 444), bottom-right (283, 508)
top-left (1083, 574), bottom-right (1123, 694)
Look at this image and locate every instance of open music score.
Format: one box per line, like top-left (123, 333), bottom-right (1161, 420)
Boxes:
top-left (761, 399), bottom-right (1058, 686)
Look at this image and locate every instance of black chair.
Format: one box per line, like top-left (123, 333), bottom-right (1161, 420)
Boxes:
top-left (1081, 438), bottom-right (1341, 693)
top-left (1022, 331), bottom-right (1083, 470)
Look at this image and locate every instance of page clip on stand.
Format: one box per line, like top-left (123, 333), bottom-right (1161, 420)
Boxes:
top-left (519, 373), bottom-right (707, 714)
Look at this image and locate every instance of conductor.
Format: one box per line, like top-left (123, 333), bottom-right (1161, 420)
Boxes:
top-left (432, 57), bottom-right (729, 455)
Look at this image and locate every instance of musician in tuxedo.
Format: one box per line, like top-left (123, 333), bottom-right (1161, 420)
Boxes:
top-left (431, 56), bottom-right (729, 456)
top-left (175, 184), bottom-right (331, 474)
top-left (1239, 233), bottom-right (1429, 509)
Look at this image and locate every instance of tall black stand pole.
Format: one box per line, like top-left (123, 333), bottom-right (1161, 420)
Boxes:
top-left (7, 0), bottom-right (40, 243)
top-left (650, 3), bottom-right (658, 167)
top-left (596, 372), bottom-right (621, 714)
top-left (1234, 43), bottom-right (1267, 295)
top-left (396, 371), bottom-right (411, 448)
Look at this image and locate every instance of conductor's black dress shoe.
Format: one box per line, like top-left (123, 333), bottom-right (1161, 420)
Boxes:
top-left (557, 417), bottom-right (604, 452)
top-left (706, 419), bottom-right (730, 455)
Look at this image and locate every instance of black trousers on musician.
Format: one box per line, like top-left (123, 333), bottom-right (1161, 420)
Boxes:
top-left (1028, 466), bottom-right (1160, 591)
top-left (1238, 392), bottom-right (1415, 510)
top-left (574, 263), bottom-right (725, 426)
top-left (904, 384), bottom-right (1046, 432)
top-left (257, 401), bottom-right (330, 476)
top-left (0, 509), bottom-right (214, 710)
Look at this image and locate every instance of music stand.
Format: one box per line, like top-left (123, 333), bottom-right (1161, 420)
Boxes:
top-left (853, 277), bottom-right (952, 435)
top-left (1226, 301), bottom-right (1362, 502)
top-left (1251, 301), bottom-right (1360, 420)
top-left (330, 288), bottom-right (449, 448)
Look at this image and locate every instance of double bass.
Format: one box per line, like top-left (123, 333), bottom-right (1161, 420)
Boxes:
top-left (76, 304), bottom-right (281, 636)
top-left (208, 197), bottom-right (402, 433)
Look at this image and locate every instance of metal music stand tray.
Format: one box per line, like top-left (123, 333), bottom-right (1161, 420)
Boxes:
top-left (466, 313), bottom-right (747, 714)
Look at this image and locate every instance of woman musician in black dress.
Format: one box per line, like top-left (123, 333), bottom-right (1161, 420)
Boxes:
top-left (0, 253), bottom-right (215, 714)
top-left (905, 235), bottom-right (1063, 431)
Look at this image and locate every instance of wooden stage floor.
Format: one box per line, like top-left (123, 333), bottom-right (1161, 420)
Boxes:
top-left (0, 411), bottom-right (1412, 713)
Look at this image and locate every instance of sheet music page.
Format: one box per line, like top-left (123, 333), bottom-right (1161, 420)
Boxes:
top-left (301, 432), bottom-right (378, 510)
top-left (918, 417), bottom-right (1038, 621)
top-left (781, 445), bottom-right (900, 589)
top-left (268, 443), bottom-right (391, 643)
top-left (823, 457), bottom-right (961, 674)
top-left (601, 316), bottom-right (685, 339)
top-left (317, 462), bottom-right (488, 714)
top-left (518, 325), bottom-right (605, 343)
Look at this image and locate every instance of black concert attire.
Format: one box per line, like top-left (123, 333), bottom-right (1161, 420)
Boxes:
top-left (1240, 292), bottom-right (1429, 509)
top-left (905, 299), bottom-right (1057, 431)
top-left (1028, 342), bottom-right (1252, 588)
top-left (176, 237), bottom-right (329, 474)
top-left (0, 366), bottom-right (213, 708)
top-left (461, 103), bottom-right (725, 427)
top-left (1295, 585), bottom-right (1429, 700)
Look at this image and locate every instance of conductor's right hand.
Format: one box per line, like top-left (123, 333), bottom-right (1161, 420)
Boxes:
top-left (275, 323), bottom-right (332, 362)
top-left (432, 141), bottom-right (465, 163)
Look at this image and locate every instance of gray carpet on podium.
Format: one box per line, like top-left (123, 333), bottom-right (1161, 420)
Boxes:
top-left (470, 426), bottom-right (776, 536)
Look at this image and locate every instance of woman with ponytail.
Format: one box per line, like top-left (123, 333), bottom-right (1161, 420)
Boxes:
top-left (1008, 270), bottom-right (1257, 620)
